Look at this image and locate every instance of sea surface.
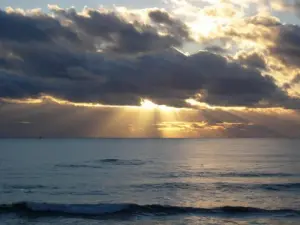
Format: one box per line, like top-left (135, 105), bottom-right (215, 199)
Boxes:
top-left (0, 139), bottom-right (300, 224)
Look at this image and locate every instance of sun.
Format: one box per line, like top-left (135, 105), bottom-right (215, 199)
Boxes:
top-left (140, 99), bottom-right (158, 109)
top-left (139, 98), bottom-right (179, 112)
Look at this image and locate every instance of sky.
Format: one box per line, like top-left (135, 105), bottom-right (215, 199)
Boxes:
top-left (0, 0), bottom-right (164, 10)
top-left (1, 0), bottom-right (300, 138)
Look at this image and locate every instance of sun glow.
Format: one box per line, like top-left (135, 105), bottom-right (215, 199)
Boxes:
top-left (1, 95), bottom-right (297, 138)
top-left (0, 95), bottom-right (187, 112)
top-left (185, 98), bottom-right (293, 114)
top-left (140, 99), bottom-right (158, 109)
top-left (140, 99), bottom-right (180, 112)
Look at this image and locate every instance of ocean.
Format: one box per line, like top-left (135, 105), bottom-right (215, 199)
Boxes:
top-left (0, 139), bottom-right (299, 224)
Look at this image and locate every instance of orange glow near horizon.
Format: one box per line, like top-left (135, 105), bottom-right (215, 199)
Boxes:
top-left (0, 95), bottom-right (192, 111)
top-left (1, 95), bottom-right (299, 138)
top-left (1, 95), bottom-right (294, 114)
top-left (185, 98), bottom-right (294, 114)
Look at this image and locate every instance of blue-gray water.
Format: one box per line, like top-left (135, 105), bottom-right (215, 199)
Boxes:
top-left (0, 139), bottom-right (300, 224)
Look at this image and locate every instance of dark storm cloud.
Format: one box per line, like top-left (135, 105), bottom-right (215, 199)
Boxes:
top-left (185, 52), bottom-right (286, 106)
top-left (0, 41), bottom-right (88, 79)
top-left (50, 7), bottom-right (185, 53)
top-left (0, 10), bottom-right (81, 44)
top-left (0, 71), bottom-right (46, 99)
top-left (0, 46), bottom-right (290, 107)
top-left (270, 24), bottom-right (300, 68)
top-left (0, 6), bottom-right (299, 109)
top-left (0, 7), bottom-right (187, 57)
top-left (148, 9), bottom-right (190, 39)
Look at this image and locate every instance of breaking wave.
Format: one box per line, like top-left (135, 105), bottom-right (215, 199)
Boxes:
top-left (0, 202), bottom-right (299, 218)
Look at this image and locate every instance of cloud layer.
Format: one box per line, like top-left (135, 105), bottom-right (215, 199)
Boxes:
top-left (0, 2), bottom-right (300, 109)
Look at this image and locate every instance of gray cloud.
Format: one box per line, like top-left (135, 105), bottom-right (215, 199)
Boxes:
top-left (295, 2), bottom-right (300, 17)
top-left (0, 6), bottom-right (299, 109)
top-left (224, 15), bottom-right (300, 70)
top-left (148, 9), bottom-right (190, 39)
top-left (204, 46), bottom-right (227, 54)
top-left (270, 24), bottom-right (300, 68)
top-left (236, 51), bottom-right (266, 69)
top-left (0, 71), bottom-right (43, 99)
top-left (245, 15), bottom-right (281, 27)
top-left (50, 7), bottom-right (185, 53)
top-left (0, 45), bottom-right (290, 107)
top-left (0, 10), bottom-right (81, 45)
top-left (291, 74), bottom-right (300, 85)
top-left (283, 74), bottom-right (300, 90)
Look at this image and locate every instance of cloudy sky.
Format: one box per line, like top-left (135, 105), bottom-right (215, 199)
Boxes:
top-left (1, 0), bottom-right (300, 138)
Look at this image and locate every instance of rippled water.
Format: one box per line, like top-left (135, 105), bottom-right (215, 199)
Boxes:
top-left (0, 139), bottom-right (300, 224)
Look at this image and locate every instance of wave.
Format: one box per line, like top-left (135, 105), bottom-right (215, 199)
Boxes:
top-left (216, 172), bottom-right (296, 178)
top-left (134, 182), bottom-right (200, 191)
top-left (154, 171), bottom-right (298, 179)
top-left (0, 202), bottom-right (299, 219)
top-left (225, 182), bottom-right (300, 191)
top-left (133, 182), bottom-right (300, 192)
top-left (55, 159), bottom-right (149, 169)
top-left (55, 164), bottom-right (103, 169)
top-left (260, 183), bottom-right (300, 191)
top-left (92, 159), bottom-right (149, 166)
top-left (2, 184), bottom-right (59, 191)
